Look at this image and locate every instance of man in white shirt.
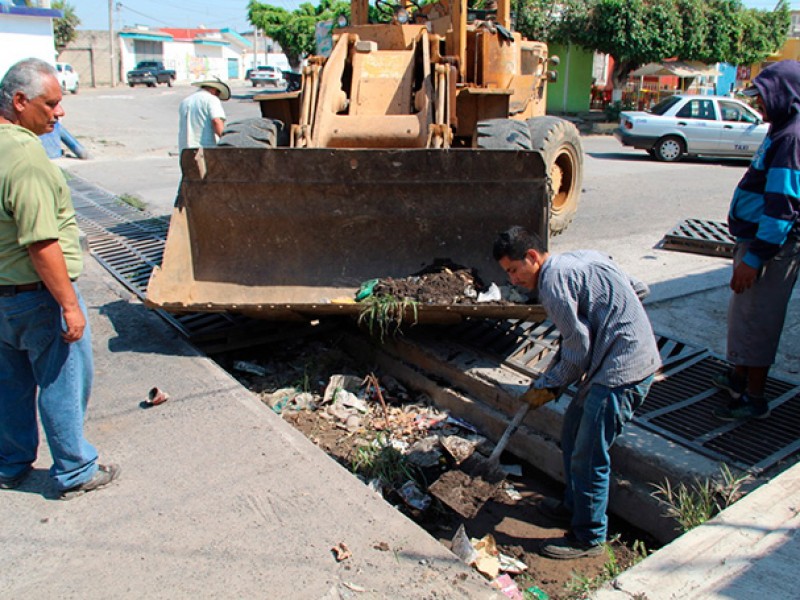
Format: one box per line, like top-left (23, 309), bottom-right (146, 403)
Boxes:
top-left (177, 77), bottom-right (230, 151)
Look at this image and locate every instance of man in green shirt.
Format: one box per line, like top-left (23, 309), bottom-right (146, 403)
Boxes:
top-left (0, 58), bottom-right (119, 498)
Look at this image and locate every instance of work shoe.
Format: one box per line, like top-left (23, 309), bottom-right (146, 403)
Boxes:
top-left (60, 464), bottom-right (120, 501)
top-left (538, 497), bottom-right (572, 527)
top-left (0, 466), bottom-right (33, 490)
top-left (539, 533), bottom-right (604, 560)
top-left (713, 393), bottom-right (770, 421)
top-left (711, 370), bottom-right (746, 400)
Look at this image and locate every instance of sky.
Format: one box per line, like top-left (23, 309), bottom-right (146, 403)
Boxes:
top-left (70, 0), bottom-right (799, 33)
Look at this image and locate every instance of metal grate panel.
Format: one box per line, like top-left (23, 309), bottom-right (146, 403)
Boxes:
top-left (69, 177), bottom-right (251, 341)
top-left (661, 218), bottom-right (735, 258)
top-left (705, 394), bottom-right (800, 471)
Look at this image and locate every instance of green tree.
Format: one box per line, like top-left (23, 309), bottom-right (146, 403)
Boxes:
top-left (248, 0), bottom-right (350, 71)
top-left (528, 0), bottom-right (789, 100)
top-left (512, 0), bottom-right (567, 42)
top-left (52, 0), bottom-right (80, 51)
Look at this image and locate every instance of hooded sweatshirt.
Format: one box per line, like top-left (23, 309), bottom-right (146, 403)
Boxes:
top-left (728, 60), bottom-right (800, 269)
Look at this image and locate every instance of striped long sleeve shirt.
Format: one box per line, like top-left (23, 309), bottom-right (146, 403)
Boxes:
top-left (533, 251), bottom-right (660, 391)
top-left (729, 60), bottom-right (800, 268)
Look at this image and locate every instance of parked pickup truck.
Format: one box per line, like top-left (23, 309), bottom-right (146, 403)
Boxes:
top-left (127, 61), bottom-right (176, 87)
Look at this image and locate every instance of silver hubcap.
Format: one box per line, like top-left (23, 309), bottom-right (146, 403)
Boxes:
top-left (659, 140), bottom-right (681, 160)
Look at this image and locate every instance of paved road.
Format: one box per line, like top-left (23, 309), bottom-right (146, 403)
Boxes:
top-left (56, 85), bottom-right (798, 379)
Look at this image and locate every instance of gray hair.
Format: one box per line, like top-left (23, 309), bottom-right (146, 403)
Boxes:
top-left (0, 58), bottom-right (57, 119)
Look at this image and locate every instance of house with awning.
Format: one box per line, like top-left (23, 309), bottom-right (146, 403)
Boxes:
top-left (118, 26), bottom-right (252, 83)
top-left (625, 60), bottom-right (738, 109)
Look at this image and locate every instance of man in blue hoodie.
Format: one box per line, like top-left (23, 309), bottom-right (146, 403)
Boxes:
top-left (714, 60), bottom-right (800, 421)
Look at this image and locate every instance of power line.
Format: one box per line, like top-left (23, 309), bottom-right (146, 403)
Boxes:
top-left (118, 2), bottom-right (170, 25)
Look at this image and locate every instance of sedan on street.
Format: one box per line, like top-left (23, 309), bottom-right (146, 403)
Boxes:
top-left (615, 95), bottom-right (768, 162)
top-left (246, 65), bottom-right (287, 89)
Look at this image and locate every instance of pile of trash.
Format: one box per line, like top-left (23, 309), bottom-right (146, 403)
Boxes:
top-left (452, 525), bottom-right (549, 599)
top-left (235, 361), bottom-right (523, 507)
top-left (230, 358), bottom-right (562, 597)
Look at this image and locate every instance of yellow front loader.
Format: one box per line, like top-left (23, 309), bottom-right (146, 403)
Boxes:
top-left (146, 0), bottom-right (583, 322)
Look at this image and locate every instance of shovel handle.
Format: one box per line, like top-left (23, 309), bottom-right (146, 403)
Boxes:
top-left (488, 402), bottom-right (531, 464)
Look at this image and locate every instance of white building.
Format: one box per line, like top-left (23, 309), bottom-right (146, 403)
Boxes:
top-left (119, 26), bottom-right (255, 83)
top-left (0, 1), bottom-right (61, 80)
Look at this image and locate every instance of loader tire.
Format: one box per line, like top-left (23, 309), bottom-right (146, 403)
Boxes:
top-left (474, 119), bottom-right (533, 150)
top-left (526, 116), bottom-right (583, 236)
top-left (217, 118), bottom-right (289, 148)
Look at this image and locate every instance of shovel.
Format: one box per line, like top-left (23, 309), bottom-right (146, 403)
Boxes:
top-left (429, 402), bottom-right (531, 519)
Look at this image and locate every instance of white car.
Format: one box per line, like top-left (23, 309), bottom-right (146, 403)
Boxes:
top-left (615, 94), bottom-right (768, 162)
top-left (56, 62), bottom-right (79, 94)
top-left (247, 65), bottom-right (286, 88)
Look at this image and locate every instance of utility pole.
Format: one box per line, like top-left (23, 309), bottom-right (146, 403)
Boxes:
top-left (108, 0), bottom-right (116, 86)
top-left (253, 28), bottom-right (259, 68)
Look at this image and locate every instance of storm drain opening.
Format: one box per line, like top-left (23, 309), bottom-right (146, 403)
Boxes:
top-left (660, 218), bottom-right (735, 258)
top-left (70, 176), bottom-right (800, 594)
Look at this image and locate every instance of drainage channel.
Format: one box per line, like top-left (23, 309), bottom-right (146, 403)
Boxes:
top-left (70, 177), bottom-right (800, 476)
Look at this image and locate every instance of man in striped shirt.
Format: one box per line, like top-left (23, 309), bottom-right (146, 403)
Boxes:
top-left (714, 60), bottom-right (800, 421)
top-left (493, 226), bottom-right (660, 559)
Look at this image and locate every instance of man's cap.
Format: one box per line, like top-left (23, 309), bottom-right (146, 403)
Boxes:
top-left (742, 85), bottom-right (760, 97)
top-left (192, 77), bottom-right (231, 101)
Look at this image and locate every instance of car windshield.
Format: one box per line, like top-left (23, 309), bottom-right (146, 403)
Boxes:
top-left (648, 96), bottom-right (682, 115)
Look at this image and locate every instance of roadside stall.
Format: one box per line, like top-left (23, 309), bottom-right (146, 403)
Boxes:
top-left (630, 60), bottom-right (720, 109)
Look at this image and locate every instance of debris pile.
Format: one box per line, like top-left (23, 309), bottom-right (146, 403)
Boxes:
top-left (225, 339), bottom-right (646, 599)
top-left (356, 261), bottom-right (528, 305)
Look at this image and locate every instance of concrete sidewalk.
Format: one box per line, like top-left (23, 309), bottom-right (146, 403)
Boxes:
top-left (1, 257), bottom-right (495, 599)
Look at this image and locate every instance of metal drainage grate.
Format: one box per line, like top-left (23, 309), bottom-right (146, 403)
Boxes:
top-left (639, 353), bottom-right (800, 472)
top-left (661, 218), bottom-right (735, 258)
top-left (69, 177), bottom-right (259, 343)
top-left (444, 317), bottom-right (705, 378)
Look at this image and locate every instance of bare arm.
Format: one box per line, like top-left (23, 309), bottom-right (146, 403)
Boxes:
top-left (27, 239), bottom-right (85, 342)
top-left (212, 117), bottom-right (225, 138)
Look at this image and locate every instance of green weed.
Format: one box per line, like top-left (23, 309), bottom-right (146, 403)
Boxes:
top-left (117, 193), bottom-right (146, 211)
top-left (564, 537), bottom-right (650, 599)
top-left (651, 463), bottom-right (749, 532)
top-left (350, 434), bottom-right (419, 488)
top-left (357, 294), bottom-right (418, 342)
top-left (291, 366), bottom-right (312, 393)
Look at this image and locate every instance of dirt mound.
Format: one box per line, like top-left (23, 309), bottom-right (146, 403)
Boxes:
top-left (367, 261), bottom-right (511, 305)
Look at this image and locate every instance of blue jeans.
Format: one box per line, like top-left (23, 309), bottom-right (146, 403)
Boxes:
top-left (561, 375), bottom-right (654, 545)
top-left (0, 286), bottom-right (98, 491)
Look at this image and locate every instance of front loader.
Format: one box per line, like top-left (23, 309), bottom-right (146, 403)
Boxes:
top-left (146, 0), bottom-right (583, 322)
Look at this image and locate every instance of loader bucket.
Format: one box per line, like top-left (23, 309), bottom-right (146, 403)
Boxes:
top-left (145, 147), bottom-right (549, 322)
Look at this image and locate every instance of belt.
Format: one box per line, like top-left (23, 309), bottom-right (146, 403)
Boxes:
top-left (0, 282), bottom-right (47, 296)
